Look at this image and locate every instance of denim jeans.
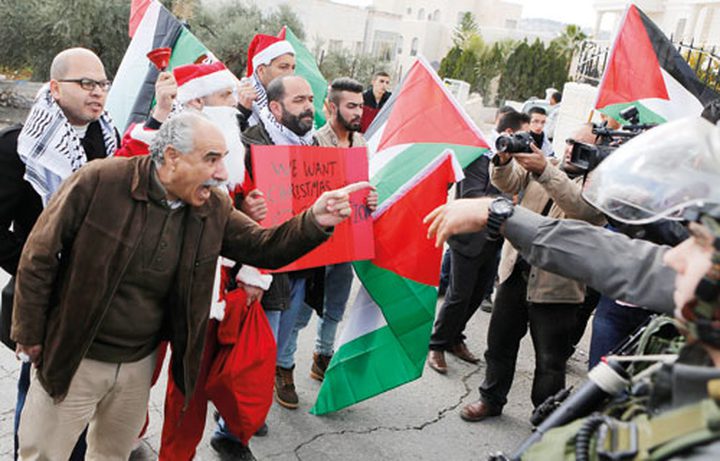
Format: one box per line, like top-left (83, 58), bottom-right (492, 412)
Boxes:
top-left (588, 296), bottom-right (652, 368)
top-left (279, 264), bottom-right (353, 367)
top-left (479, 267), bottom-right (580, 410)
top-left (275, 277), bottom-right (307, 369)
top-left (264, 310), bottom-right (281, 340)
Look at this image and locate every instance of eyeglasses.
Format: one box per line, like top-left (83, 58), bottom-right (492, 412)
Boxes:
top-left (58, 78), bottom-right (112, 92)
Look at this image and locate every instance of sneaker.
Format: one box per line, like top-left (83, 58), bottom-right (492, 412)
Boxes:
top-left (275, 365), bottom-right (299, 409)
top-left (310, 352), bottom-right (332, 381)
top-left (210, 434), bottom-right (257, 461)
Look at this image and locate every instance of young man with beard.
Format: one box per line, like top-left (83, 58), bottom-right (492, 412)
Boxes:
top-left (12, 111), bottom-right (367, 460)
top-left (284, 78), bottom-right (378, 385)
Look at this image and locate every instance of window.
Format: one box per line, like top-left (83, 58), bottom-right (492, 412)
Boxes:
top-left (417, 8), bottom-right (425, 20)
top-left (675, 18), bottom-right (687, 38)
top-left (505, 19), bottom-right (517, 29)
top-left (407, 7), bottom-right (412, 15)
top-left (410, 37), bottom-right (419, 56)
top-left (432, 10), bottom-right (441, 21)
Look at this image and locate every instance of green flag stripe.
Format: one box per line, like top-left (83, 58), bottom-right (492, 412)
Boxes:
top-left (283, 27), bottom-right (328, 128)
top-left (168, 28), bottom-right (208, 69)
top-left (372, 144), bottom-right (487, 205)
top-left (598, 101), bottom-right (667, 126)
top-left (310, 324), bottom-right (422, 415)
top-left (353, 260), bottom-right (436, 365)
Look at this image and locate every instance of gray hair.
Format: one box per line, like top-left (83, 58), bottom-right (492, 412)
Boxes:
top-left (149, 111), bottom-right (204, 164)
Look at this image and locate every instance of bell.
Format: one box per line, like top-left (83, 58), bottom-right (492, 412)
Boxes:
top-left (147, 47), bottom-right (172, 71)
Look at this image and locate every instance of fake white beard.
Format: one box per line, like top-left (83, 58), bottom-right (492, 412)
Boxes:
top-left (202, 105), bottom-right (246, 188)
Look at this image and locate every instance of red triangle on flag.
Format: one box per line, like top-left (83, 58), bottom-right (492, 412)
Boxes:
top-left (129, 0), bottom-right (153, 37)
top-left (377, 61), bottom-right (488, 152)
top-left (372, 155), bottom-right (457, 286)
top-left (596, 4), bottom-right (669, 109)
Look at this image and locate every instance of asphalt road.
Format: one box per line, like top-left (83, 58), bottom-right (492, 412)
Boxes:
top-left (0, 268), bottom-right (591, 460)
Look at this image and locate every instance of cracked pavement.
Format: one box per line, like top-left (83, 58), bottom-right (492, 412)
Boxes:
top-left (0, 270), bottom-right (591, 460)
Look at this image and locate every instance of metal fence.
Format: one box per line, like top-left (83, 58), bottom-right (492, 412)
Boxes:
top-left (572, 38), bottom-right (720, 91)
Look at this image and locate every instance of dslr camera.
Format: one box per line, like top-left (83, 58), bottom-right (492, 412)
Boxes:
top-left (495, 132), bottom-right (534, 154)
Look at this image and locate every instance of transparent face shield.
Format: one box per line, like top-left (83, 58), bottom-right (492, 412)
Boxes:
top-left (582, 117), bottom-right (720, 225)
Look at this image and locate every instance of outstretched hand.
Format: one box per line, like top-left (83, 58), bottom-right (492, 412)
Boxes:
top-left (424, 197), bottom-right (493, 247)
top-left (312, 182), bottom-right (374, 228)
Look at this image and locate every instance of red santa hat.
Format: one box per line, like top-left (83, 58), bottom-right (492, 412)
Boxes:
top-left (173, 61), bottom-right (237, 104)
top-left (246, 34), bottom-right (295, 77)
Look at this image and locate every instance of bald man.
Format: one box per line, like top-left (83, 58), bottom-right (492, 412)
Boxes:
top-left (0, 47), bottom-right (120, 461)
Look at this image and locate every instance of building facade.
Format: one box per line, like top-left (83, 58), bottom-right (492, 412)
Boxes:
top-left (593, 0), bottom-right (720, 46)
top-left (205, 0), bottom-right (524, 76)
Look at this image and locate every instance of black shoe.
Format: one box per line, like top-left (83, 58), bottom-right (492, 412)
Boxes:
top-left (210, 434), bottom-right (257, 461)
top-left (254, 422), bottom-right (269, 437)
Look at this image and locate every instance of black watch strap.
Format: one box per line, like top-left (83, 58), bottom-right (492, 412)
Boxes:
top-left (487, 198), bottom-right (513, 241)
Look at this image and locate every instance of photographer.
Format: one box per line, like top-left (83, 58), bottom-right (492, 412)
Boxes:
top-left (425, 116), bottom-right (720, 459)
top-left (459, 124), bottom-right (605, 423)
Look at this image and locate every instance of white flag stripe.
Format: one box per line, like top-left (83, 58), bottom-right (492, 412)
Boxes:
top-left (336, 286), bottom-right (388, 348)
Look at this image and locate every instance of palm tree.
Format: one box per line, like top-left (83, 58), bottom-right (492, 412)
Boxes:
top-left (554, 24), bottom-right (588, 73)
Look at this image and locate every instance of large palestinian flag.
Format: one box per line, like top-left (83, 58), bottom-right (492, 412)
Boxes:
top-left (278, 26), bottom-right (328, 128)
top-left (311, 58), bottom-right (490, 415)
top-left (595, 4), bottom-right (718, 125)
top-left (108, 0), bottom-right (211, 133)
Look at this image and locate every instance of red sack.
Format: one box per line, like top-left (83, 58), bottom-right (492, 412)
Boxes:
top-left (205, 288), bottom-right (276, 445)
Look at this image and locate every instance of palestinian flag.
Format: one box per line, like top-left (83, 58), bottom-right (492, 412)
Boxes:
top-left (311, 58), bottom-right (490, 415)
top-left (596, 4), bottom-right (718, 125)
top-left (108, 0), bottom-right (211, 133)
top-left (278, 26), bottom-right (328, 128)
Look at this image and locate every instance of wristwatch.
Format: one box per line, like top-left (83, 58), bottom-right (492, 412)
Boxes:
top-left (487, 197), bottom-right (514, 241)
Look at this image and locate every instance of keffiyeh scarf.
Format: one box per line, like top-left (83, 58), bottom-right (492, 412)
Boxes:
top-left (17, 84), bottom-right (117, 205)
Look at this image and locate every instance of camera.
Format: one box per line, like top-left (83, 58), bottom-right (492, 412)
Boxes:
top-left (569, 142), bottom-right (616, 172)
top-left (495, 132), bottom-right (533, 154)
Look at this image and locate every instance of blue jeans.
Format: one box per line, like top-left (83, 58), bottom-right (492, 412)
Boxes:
top-left (281, 264), bottom-right (354, 368)
top-left (276, 277), bottom-right (307, 369)
top-left (589, 296), bottom-right (652, 369)
top-left (264, 310), bottom-right (281, 340)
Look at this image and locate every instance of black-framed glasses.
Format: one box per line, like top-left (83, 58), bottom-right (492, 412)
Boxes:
top-left (58, 78), bottom-right (112, 92)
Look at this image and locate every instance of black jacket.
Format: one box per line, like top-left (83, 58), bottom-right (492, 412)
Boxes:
top-left (0, 121), bottom-right (116, 349)
top-left (448, 155), bottom-right (501, 258)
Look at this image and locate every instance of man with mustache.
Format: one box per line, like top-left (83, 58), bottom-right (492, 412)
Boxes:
top-left (284, 77), bottom-right (378, 385)
top-left (12, 112), bottom-right (367, 460)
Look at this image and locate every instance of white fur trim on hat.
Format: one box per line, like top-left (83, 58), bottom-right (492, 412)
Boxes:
top-left (252, 41), bottom-right (295, 71)
top-left (177, 69), bottom-right (238, 104)
top-left (237, 265), bottom-right (273, 291)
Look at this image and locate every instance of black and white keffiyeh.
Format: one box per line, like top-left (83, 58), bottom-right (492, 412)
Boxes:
top-left (17, 84), bottom-right (117, 205)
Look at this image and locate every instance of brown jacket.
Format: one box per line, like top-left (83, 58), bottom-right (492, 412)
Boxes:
top-left (12, 155), bottom-right (330, 402)
top-left (490, 159), bottom-right (606, 303)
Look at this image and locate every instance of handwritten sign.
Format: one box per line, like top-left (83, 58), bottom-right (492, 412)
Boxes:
top-left (252, 145), bottom-right (374, 272)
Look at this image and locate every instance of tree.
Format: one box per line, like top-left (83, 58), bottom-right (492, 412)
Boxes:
top-left (452, 12), bottom-right (479, 48)
top-left (319, 49), bottom-right (387, 85)
top-left (496, 38), bottom-right (569, 104)
top-left (438, 46), bottom-right (463, 80)
top-left (191, 1), bottom-right (305, 78)
top-left (0, 0), bottom-right (139, 80)
top-left (554, 24), bottom-right (588, 60)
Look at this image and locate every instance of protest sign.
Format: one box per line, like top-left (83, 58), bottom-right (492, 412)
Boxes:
top-left (252, 145), bottom-right (374, 271)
